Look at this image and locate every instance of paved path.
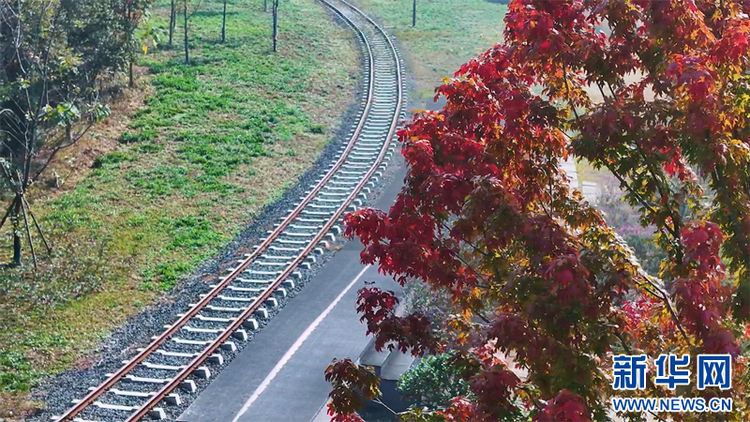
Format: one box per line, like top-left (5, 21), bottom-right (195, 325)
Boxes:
top-left (178, 161), bottom-right (408, 422)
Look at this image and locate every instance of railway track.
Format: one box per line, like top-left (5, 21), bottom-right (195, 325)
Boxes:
top-left (52, 1), bottom-right (404, 421)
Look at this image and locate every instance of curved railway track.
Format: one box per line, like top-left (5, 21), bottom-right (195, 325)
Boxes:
top-left (53, 1), bottom-right (404, 421)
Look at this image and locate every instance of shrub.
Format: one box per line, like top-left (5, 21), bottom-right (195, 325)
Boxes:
top-left (398, 353), bottom-right (472, 410)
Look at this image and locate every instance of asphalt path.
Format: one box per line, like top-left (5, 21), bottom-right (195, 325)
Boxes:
top-left (178, 159), bottom-right (408, 422)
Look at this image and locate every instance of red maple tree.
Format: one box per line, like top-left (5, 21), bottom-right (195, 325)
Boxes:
top-left (326, 1), bottom-right (750, 421)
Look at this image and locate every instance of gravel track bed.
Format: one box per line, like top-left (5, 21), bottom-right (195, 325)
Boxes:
top-left (85, 156), bottom-right (403, 421)
top-left (59, 149), bottom-right (406, 422)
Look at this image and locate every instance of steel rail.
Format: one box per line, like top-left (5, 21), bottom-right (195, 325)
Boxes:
top-left (55, 0), bottom-right (401, 420)
top-left (124, 1), bottom-right (403, 419)
top-left (55, 7), bottom-right (376, 422)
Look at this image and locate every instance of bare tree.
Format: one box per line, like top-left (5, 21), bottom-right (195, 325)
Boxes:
top-left (182, 0), bottom-right (204, 64)
top-left (169, 0), bottom-right (177, 47)
top-left (272, 0), bottom-right (279, 52)
top-left (221, 0), bottom-right (227, 43)
top-left (124, 1), bottom-right (147, 88)
top-left (412, 0), bottom-right (417, 27)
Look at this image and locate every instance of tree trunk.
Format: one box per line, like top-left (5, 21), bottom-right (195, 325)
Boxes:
top-left (128, 5), bottom-right (135, 87)
top-left (264, 0), bottom-right (268, 12)
top-left (169, 0), bottom-right (176, 47)
top-left (123, 2), bottom-right (135, 88)
top-left (11, 196), bottom-right (21, 267)
top-left (129, 62), bottom-right (134, 88)
top-left (222, 0), bottom-right (227, 43)
top-left (184, 0), bottom-right (189, 64)
top-left (13, 121), bottom-right (35, 267)
top-left (412, 0), bottom-right (417, 27)
top-left (272, 0), bottom-right (278, 52)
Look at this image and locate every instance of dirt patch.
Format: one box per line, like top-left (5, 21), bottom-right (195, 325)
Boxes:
top-left (72, 355), bottom-right (101, 371)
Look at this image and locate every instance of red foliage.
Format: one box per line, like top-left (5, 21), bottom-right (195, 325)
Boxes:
top-left (674, 222), bottom-right (740, 356)
top-left (356, 287), bottom-right (442, 355)
top-left (329, 414), bottom-right (365, 422)
top-left (470, 364), bottom-right (521, 418)
top-left (533, 390), bottom-right (592, 422)
top-left (438, 397), bottom-right (483, 421)
top-left (325, 358), bottom-right (380, 421)
top-left (328, 1), bottom-right (750, 421)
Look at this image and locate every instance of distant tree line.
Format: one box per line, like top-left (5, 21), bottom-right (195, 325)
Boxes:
top-left (166, 0), bottom-right (283, 61)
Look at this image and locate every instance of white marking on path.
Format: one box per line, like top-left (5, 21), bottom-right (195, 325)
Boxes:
top-left (231, 264), bottom-right (373, 422)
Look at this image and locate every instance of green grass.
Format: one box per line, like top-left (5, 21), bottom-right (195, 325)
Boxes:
top-left (0, 0), bottom-right (358, 413)
top-left (349, 0), bottom-right (508, 108)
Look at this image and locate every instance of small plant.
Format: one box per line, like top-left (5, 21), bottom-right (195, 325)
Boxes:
top-left (141, 260), bottom-right (194, 291)
top-left (136, 143), bottom-right (165, 153)
top-left (93, 152), bottom-right (134, 168)
top-left (0, 351), bottom-right (44, 392)
top-left (119, 128), bottom-right (157, 144)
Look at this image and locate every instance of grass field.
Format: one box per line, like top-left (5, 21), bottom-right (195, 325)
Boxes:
top-left (349, 0), bottom-right (508, 109)
top-left (0, 0), bottom-right (359, 415)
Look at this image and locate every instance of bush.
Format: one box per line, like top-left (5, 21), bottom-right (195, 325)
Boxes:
top-left (623, 234), bottom-right (667, 277)
top-left (403, 279), bottom-right (454, 333)
top-left (309, 124), bottom-right (325, 134)
top-left (398, 353), bottom-right (472, 410)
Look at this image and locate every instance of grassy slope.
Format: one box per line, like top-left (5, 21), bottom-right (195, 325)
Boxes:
top-left (0, 0), bottom-right (358, 413)
top-left (349, 0), bottom-right (508, 108)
